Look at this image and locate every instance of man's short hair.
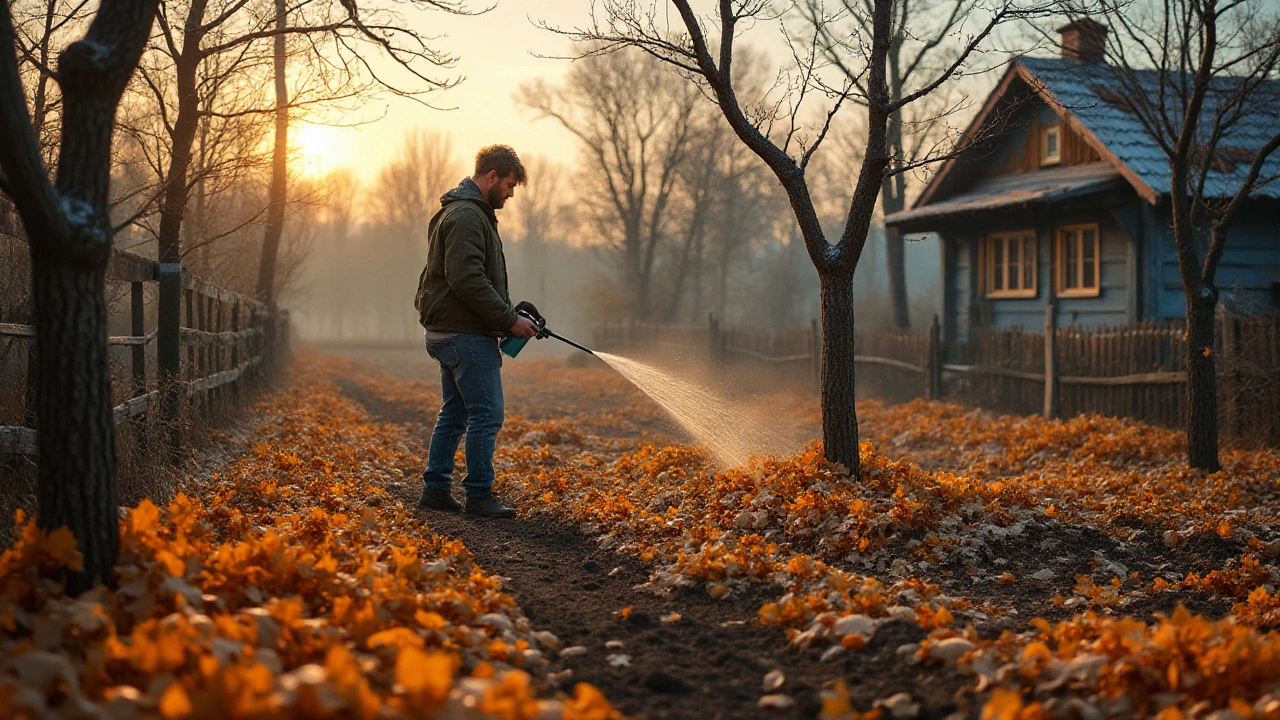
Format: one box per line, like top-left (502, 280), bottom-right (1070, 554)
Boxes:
top-left (475, 145), bottom-right (527, 184)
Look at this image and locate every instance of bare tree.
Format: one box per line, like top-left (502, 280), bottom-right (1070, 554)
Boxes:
top-left (368, 127), bottom-right (462, 235)
top-left (117, 0), bottom-right (474, 418)
top-left (663, 122), bottom-right (720, 322)
top-left (1059, 2), bottom-right (1280, 472)
top-left (145, 0), bottom-right (471, 266)
top-left (8, 1), bottom-right (92, 164)
top-left (0, 0), bottom-right (159, 590)
top-left (256, 0), bottom-right (290, 303)
top-left (518, 48), bottom-right (706, 320)
top-left (807, 0), bottom-right (986, 329)
top-left (508, 154), bottom-right (569, 305)
top-left (363, 128), bottom-right (463, 340)
top-left (548, 0), bottom-right (1047, 474)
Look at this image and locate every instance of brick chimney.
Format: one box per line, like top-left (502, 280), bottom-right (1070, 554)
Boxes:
top-left (1057, 18), bottom-right (1108, 63)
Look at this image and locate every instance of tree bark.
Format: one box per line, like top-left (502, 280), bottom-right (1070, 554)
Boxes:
top-left (154, 2), bottom-right (207, 265)
top-left (31, 253), bottom-right (118, 590)
top-left (255, 0), bottom-right (288, 303)
top-left (882, 64), bottom-right (909, 330)
top-left (0, 0), bottom-right (160, 593)
top-left (1185, 289), bottom-right (1220, 472)
top-left (819, 270), bottom-right (860, 474)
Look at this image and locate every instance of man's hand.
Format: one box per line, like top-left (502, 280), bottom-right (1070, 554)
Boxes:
top-left (509, 315), bottom-right (538, 339)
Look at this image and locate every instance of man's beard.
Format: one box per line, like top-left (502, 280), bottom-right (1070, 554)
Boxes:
top-left (486, 186), bottom-right (506, 208)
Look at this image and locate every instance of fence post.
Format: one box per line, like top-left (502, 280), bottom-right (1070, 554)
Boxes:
top-left (24, 309), bottom-right (36, 429)
top-left (1220, 311), bottom-right (1239, 439)
top-left (810, 318), bottom-right (821, 392)
top-left (928, 314), bottom-right (942, 400)
top-left (131, 280), bottom-right (148, 456)
top-left (1043, 304), bottom-right (1059, 419)
top-left (131, 281), bottom-right (146, 398)
top-left (158, 262), bottom-right (182, 463)
top-left (230, 301), bottom-right (241, 405)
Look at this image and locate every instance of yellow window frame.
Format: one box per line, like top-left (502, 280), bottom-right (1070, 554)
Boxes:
top-left (980, 230), bottom-right (1038, 299)
top-left (1054, 223), bottom-right (1101, 298)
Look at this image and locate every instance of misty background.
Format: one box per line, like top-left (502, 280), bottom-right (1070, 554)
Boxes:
top-left (285, 50), bottom-right (942, 356)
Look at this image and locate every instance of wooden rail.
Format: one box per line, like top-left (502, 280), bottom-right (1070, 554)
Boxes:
top-left (592, 306), bottom-right (1279, 445)
top-left (0, 323), bottom-right (157, 346)
top-left (0, 230), bottom-right (289, 459)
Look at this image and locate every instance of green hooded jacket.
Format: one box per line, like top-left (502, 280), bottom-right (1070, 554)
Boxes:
top-left (415, 178), bottom-right (518, 335)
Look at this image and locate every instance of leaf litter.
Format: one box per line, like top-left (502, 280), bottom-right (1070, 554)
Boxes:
top-left (10, 348), bottom-right (1280, 719)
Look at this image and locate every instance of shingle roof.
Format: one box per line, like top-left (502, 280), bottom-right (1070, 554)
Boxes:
top-left (1018, 55), bottom-right (1280, 199)
top-left (886, 163), bottom-right (1124, 228)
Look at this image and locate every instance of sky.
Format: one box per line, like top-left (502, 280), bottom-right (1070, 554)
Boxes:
top-left (295, 0), bottom-right (598, 184)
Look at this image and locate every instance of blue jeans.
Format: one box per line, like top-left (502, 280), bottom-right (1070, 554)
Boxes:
top-left (422, 334), bottom-right (504, 499)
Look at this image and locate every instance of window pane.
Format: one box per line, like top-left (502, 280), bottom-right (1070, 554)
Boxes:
top-left (1023, 237), bottom-right (1036, 291)
top-left (1064, 230), bottom-right (1078, 288)
top-left (993, 239), bottom-right (1004, 290)
top-left (1008, 238), bottom-right (1020, 289)
top-left (1083, 228), bottom-right (1096, 288)
top-left (1046, 129), bottom-right (1059, 156)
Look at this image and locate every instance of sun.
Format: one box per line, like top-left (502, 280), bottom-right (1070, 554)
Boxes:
top-left (293, 124), bottom-right (341, 176)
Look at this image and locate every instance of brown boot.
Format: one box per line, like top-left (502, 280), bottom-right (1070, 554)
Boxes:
top-left (465, 495), bottom-right (516, 518)
top-left (418, 488), bottom-right (461, 512)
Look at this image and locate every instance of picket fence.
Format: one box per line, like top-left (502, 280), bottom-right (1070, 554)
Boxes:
top-left (593, 308), bottom-right (1280, 447)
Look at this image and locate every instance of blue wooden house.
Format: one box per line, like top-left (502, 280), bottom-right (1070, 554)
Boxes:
top-left (885, 21), bottom-right (1280, 347)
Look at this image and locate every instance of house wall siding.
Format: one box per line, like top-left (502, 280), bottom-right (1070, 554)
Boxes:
top-left (1148, 201), bottom-right (1280, 320)
top-left (985, 104), bottom-right (1103, 178)
top-left (948, 209), bottom-right (1133, 334)
top-left (954, 234), bottom-right (973, 342)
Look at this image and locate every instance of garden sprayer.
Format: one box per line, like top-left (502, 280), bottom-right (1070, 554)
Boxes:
top-left (499, 301), bottom-right (595, 358)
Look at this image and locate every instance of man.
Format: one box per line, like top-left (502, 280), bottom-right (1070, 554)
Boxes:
top-left (413, 145), bottom-right (537, 518)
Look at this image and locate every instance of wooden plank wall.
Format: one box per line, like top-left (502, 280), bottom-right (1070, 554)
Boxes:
top-left (990, 109), bottom-right (1103, 176)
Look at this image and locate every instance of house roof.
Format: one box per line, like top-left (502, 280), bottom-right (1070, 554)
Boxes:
top-left (887, 163), bottom-right (1124, 228)
top-left (894, 54), bottom-right (1280, 223)
top-left (1018, 56), bottom-right (1280, 201)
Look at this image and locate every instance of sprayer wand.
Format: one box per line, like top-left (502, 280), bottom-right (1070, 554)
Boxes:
top-left (540, 328), bottom-right (594, 355)
top-left (500, 301), bottom-right (595, 358)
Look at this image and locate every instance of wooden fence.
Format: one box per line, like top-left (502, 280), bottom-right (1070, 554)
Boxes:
top-left (593, 307), bottom-right (1280, 447)
top-left (0, 200), bottom-right (289, 460)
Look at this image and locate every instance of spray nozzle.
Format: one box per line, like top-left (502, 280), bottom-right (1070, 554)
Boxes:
top-left (502, 301), bottom-right (594, 357)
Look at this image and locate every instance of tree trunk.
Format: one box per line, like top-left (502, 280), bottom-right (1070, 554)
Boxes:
top-left (153, 4), bottom-right (206, 265)
top-left (255, 0), bottom-right (288, 303)
top-left (819, 269), bottom-right (859, 475)
top-left (30, 250), bottom-right (117, 591)
top-left (885, 224), bottom-right (909, 329)
top-left (1185, 290), bottom-right (1220, 472)
top-left (1, 0), bottom-right (160, 592)
top-left (881, 131), bottom-right (909, 330)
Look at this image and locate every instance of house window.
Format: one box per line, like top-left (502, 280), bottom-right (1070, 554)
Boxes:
top-left (982, 231), bottom-right (1038, 298)
top-left (1055, 223), bottom-right (1101, 297)
top-left (1041, 124), bottom-right (1062, 166)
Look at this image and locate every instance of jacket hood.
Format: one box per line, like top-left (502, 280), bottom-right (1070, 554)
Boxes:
top-left (440, 178), bottom-right (496, 222)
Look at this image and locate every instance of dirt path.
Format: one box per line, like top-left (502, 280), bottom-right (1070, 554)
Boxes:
top-left (321, 348), bottom-right (1260, 718)
top-left (328, 356), bottom-right (964, 719)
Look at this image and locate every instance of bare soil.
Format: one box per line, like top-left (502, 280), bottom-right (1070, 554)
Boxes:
top-left (322, 348), bottom-right (1253, 717)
